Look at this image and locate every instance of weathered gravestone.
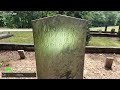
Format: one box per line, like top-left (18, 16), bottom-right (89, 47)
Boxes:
top-left (111, 28), bottom-right (115, 34)
top-left (32, 15), bottom-right (88, 79)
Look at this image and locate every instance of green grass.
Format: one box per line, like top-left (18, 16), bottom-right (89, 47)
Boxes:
top-left (0, 31), bottom-right (33, 44)
top-left (1, 31), bottom-right (120, 47)
top-left (89, 26), bottom-right (119, 32)
top-left (88, 37), bottom-right (120, 46)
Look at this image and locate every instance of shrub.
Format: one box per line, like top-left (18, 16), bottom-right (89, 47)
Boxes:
top-left (111, 28), bottom-right (115, 33)
top-left (86, 28), bottom-right (91, 45)
top-left (117, 30), bottom-right (120, 40)
top-left (0, 15), bottom-right (4, 27)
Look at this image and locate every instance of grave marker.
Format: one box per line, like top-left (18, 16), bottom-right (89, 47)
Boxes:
top-left (17, 50), bottom-right (26, 59)
top-left (105, 57), bottom-right (114, 70)
top-left (32, 15), bottom-right (88, 79)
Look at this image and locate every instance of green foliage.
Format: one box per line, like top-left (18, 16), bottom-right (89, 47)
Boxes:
top-left (91, 11), bottom-right (106, 27)
top-left (85, 21), bottom-right (91, 45)
top-left (91, 11), bottom-right (120, 27)
top-left (0, 11), bottom-right (92, 45)
top-left (86, 28), bottom-right (91, 45)
top-left (0, 11), bottom-right (57, 28)
top-left (117, 30), bottom-right (120, 39)
top-left (0, 15), bottom-right (4, 27)
top-left (1, 11), bottom-right (120, 46)
top-left (104, 11), bottom-right (118, 26)
top-left (64, 11), bottom-right (92, 45)
top-left (1, 11), bottom-right (120, 28)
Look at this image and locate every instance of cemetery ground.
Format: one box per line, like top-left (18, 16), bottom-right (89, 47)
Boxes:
top-left (0, 28), bottom-right (120, 79)
top-left (0, 51), bottom-right (120, 79)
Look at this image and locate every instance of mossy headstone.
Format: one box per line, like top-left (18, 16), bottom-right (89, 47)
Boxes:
top-left (32, 15), bottom-right (88, 79)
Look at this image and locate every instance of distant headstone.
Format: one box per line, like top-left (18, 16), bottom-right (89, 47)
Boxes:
top-left (105, 57), bottom-right (114, 70)
top-left (111, 28), bottom-right (115, 34)
top-left (8, 32), bottom-right (10, 34)
top-left (98, 29), bottom-right (102, 34)
top-left (32, 15), bottom-right (88, 79)
top-left (17, 50), bottom-right (26, 59)
top-left (0, 34), bottom-right (13, 39)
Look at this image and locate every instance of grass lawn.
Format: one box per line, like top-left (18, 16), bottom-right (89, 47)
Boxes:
top-left (0, 31), bottom-right (120, 47)
top-left (0, 31), bottom-right (34, 44)
top-left (89, 26), bottom-right (119, 32)
top-left (88, 37), bottom-right (120, 46)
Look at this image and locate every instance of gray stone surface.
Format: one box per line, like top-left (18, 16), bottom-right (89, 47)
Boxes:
top-left (32, 15), bottom-right (88, 79)
top-left (105, 57), bottom-right (114, 70)
top-left (17, 50), bottom-right (26, 59)
top-left (0, 34), bottom-right (13, 39)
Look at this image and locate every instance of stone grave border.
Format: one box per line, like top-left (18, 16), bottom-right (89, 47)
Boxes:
top-left (0, 43), bottom-right (120, 54)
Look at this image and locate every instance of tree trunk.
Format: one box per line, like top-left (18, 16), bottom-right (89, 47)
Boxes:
top-left (105, 25), bottom-right (107, 32)
top-left (118, 25), bottom-right (120, 32)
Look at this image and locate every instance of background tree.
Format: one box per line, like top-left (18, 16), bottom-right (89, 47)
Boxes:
top-left (2, 11), bottom-right (120, 44)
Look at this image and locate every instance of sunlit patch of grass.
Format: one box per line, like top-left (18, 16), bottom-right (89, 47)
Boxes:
top-left (1, 31), bottom-right (120, 47)
top-left (88, 37), bottom-right (120, 46)
top-left (0, 31), bottom-right (33, 44)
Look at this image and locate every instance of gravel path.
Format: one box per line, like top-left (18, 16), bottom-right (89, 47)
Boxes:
top-left (84, 54), bottom-right (120, 79)
top-left (0, 51), bottom-right (120, 79)
top-left (0, 51), bottom-right (36, 79)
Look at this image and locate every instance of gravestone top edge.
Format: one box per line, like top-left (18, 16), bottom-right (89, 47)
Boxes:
top-left (32, 14), bottom-right (88, 23)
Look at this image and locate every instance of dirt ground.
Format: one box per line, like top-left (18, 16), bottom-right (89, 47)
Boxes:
top-left (0, 51), bottom-right (120, 79)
